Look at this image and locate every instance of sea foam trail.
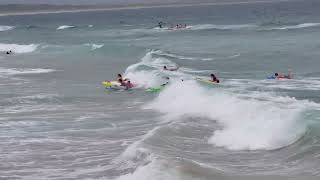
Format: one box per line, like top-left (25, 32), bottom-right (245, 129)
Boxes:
top-left (147, 81), bottom-right (312, 151)
top-left (0, 25), bottom-right (14, 32)
top-left (84, 43), bottom-right (104, 50)
top-left (190, 24), bottom-right (257, 30)
top-left (0, 43), bottom-right (38, 53)
top-left (0, 67), bottom-right (56, 76)
top-left (269, 23), bottom-right (320, 30)
top-left (57, 25), bottom-right (75, 30)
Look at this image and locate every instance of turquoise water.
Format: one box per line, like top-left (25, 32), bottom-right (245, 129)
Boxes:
top-left (1, 1), bottom-right (320, 179)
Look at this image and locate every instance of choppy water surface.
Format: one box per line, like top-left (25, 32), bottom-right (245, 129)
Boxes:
top-left (1, 1), bottom-right (320, 179)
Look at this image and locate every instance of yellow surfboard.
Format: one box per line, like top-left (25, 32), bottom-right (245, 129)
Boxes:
top-left (101, 81), bottom-right (121, 86)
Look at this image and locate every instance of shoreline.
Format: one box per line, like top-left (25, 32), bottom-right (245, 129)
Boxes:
top-left (0, 0), bottom-right (294, 17)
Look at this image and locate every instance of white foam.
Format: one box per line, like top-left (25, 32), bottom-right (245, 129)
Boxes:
top-left (125, 70), bottom-right (164, 88)
top-left (0, 25), bottom-right (14, 32)
top-left (119, 125), bottom-right (162, 161)
top-left (123, 50), bottom-right (180, 87)
top-left (271, 23), bottom-right (320, 30)
top-left (156, 51), bottom-right (196, 60)
top-left (0, 67), bottom-right (56, 76)
top-left (190, 24), bottom-right (257, 30)
top-left (147, 80), bottom-right (313, 150)
top-left (84, 43), bottom-right (104, 50)
top-left (57, 25), bottom-right (75, 30)
top-left (0, 43), bottom-right (38, 53)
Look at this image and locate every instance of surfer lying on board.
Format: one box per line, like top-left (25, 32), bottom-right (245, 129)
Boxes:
top-left (269, 69), bottom-right (293, 79)
top-left (163, 66), bottom-right (179, 71)
top-left (210, 74), bottom-right (220, 83)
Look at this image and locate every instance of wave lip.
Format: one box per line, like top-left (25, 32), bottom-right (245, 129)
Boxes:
top-left (0, 43), bottom-right (38, 53)
top-left (147, 81), bottom-right (311, 151)
top-left (124, 50), bottom-right (182, 88)
top-left (270, 23), bottom-right (320, 30)
top-left (56, 25), bottom-right (75, 30)
top-left (0, 25), bottom-right (14, 32)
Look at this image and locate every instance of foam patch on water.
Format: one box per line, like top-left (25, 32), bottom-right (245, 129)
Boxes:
top-left (0, 43), bottom-right (38, 53)
top-left (269, 23), bottom-right (320, 30)
top-left (0, 67), bottom-right (56, 76)
top-left (0, 25), bottom-right (14, 32)
top-left (146, 80), bottom-right (314, 150)
top-left (225, 78), bottom-right (320, 91)
top-left (84, 43), bottom-right (104, 50)
top-left (116, 159), bottom-right (216, 180)
top-left (57, 25), bottom-right (75, 30)
top-left (190, 24), bottom-right (257, 30)
top-left (116, 160), bottom-right (177, 180)
top-left (120, 127), bottom-right (158, 160)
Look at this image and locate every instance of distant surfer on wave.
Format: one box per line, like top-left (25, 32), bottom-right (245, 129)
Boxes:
top-left (210, 74), bottom-right (220, 83)
top-left (158, 21), bottom-right (164, 28)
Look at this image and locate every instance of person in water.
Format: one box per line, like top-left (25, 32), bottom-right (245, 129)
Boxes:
top-left (6, 50), bottom-right (13, 55)
top-left (163, 65), bottom-right (179, 71)
top-left (210, 74), bottom-right (220, 83)
top-left (125, 80), bottom-right (134, 90)
top-left (273, 70), bottom-right (293, 79)
top-left (158, 22), bottom-right (163, 28)
top-left (118, 79), bottom-right (125, 86)
top-left (117, 74), bottom-right (123, 82)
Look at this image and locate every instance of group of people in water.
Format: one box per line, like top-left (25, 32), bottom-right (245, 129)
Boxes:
top-left (163, 65), bottom-right (220, 83)
top-left (117, 74), bottom-right (134, 90)
top-left (5, 50), bottom-right (13, 55)
top-left (114, 64), bottom-right (292, 90)
top-left (114, 65), bottom-right (221, 90)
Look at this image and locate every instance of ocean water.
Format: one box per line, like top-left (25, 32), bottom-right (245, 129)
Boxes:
top-left (1, 1), bottom-right (320, 179)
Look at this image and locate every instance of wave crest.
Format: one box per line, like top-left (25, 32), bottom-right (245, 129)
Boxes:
top-left (0, 25), bottom-right (14, 32)
top-left (147, 80), bottom-right (312, 150)
top-left (57, 25), bottom-right (75, 30)
top-left (0, 67), bottom-right (56, 76)
top-left (0, 43), bottom-right (38, 53)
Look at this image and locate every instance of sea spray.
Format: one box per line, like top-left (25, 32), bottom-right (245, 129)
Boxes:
top-left (147, 80), bottom-right (308, 150)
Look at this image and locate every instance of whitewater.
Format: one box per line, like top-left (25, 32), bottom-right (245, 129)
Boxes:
top-left (1, 0), bottom-right (320, 180)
